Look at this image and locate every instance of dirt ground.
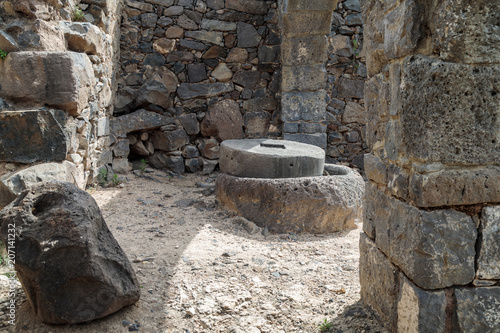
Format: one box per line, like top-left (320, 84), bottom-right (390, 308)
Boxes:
top-left (1, 170), bottom-right (387, 333)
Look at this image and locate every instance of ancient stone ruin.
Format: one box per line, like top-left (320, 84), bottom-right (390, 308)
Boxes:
top-left (0, 0), bottom-right (498, 330)
top-left (0, 181), bottom-right (140, 324)
top-left (215, 139), bottom-right (364, 233)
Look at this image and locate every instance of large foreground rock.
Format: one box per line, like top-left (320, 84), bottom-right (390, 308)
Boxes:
top-left (216, 165), bottom-right (364, 233)
top-left (0, 182), bottom-right (140, 324)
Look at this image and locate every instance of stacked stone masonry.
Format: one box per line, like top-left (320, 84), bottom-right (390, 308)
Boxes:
top-left (360, 0), bottom-right (500, 332)
top-left (0, 0), bottom-right (121, 209)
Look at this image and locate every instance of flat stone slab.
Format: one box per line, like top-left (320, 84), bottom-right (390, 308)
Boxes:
top-left (215, 164), bottom-right (364, 234)
top-left (219, 139), bottom-right (325, 178)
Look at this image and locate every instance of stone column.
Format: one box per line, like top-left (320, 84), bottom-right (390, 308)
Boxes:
top-left (360, 0), bottom-right (500, 332)
top-left (280, 0), bottom-right (338, 148)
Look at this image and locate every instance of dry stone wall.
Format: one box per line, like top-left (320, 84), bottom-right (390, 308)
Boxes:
top-left (113, 0), bottom-right (282, 174)
top-left (0, 0), bottom-right (122, 209)
top-left (360, 0), bottom-right (500, 332)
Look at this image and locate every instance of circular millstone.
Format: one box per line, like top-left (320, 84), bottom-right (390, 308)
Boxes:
top-left (219, 139), bottom-right (325, 178)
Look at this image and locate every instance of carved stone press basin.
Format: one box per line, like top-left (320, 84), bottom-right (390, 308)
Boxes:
top-left (215, 139), bottom-right (365, 234)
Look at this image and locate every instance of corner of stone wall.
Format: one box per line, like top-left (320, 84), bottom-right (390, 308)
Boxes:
top-left (360, 0), bottom-right (500, 331)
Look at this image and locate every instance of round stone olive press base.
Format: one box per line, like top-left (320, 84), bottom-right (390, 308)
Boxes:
top-left (216, 139), bottom-right (365, 234)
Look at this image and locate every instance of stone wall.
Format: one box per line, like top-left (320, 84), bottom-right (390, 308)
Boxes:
top-left (0, 0), bottom-right (122, 209)
top-left (360, 0), bottom-right (500, 332)
top-left (113, 0), bottom-right (281, 174)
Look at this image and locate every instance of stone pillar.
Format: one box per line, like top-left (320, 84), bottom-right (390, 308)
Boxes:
top-left (360, 0), bottom-right (500, 332)
top-left (280, 0), bottom-right (338, 148)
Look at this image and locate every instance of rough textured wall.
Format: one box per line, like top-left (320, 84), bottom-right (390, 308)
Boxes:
top-left (0, 0), bottom-right (122, 209)
top-left (360, 0), bottom-right (500, 332)
top-left (113, 0), bottom-right (281, 174)
top-left (326, 0), bottom-right (367, 169)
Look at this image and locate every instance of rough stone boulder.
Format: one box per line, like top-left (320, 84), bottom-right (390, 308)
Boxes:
top-left (0, 182), bottom-right (140, 324)
top-left (216, 164), bottom-right (364, 234)
top-left (201, 99), bottom-right (244, 141)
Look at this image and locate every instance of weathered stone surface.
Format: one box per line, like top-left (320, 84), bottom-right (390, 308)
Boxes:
top-left (283, 133), bottom-right (327, 149)
top-left (216, 165), bottom-right (363, 233)
top-left (433, 0), bottom-right (500, 64)
top-left (144, 0), bottom-right (173, 6)
top-left (130, 140), bottom-right (150, 156)
top-left (153, 38), bottom-right (176, 54)
top-left (182, 145), bottom-right (200, 158)
top-left (136, 79), bottom-right (174, 108)
top-left (364, 182), bottom-right (477, 289)
top-left (166, 51), bottom-right (195, 62)
top-left (177, 82), bottom-right (234, 99)
top-left (187, 63), bottom-right (208, 82)
top-left (477, 206), bottom-right (500, 280)
top-left (282, 12), bottom-right (332, 37)
top-left (198, 138), bottom-right (220, 159)
top-left (184, 157), bottom-right (203, 172)
top-left (343, 101), bottom-right (365, 124)
top-left (211, 63), bottom-right (233, 82)
top-left (233, 70), bottom-right (260, 89)
top-left (201, 99), bottom-right (243, 141)
top-left (177, 14), bottom-right (198, 30)
top-left (244, 112), bottom-right (271, 138)
top-left (398, 56), bottom-right (500, 165)
top-left (364, 154), bottom-right (387, 185)
top-left (337, 77), bottom-right (364, 99)
top-left (151, 129), bottom-right (189, 151)
top-left (286, 0), bottom-right (337, 11)
top-left (361, 0), bottom-right (387, 76)
top-left (113, 139), bottom-right (130, 158)
top-left (346, 13), bottom-right (363, 26)
top-left (220, 139), bottom-right (325, 178)
top-left (200, 19), bottom-right (236, 31)
top-left (237, 22), bottom-right (261, 48)
top-left (397, 277), bottom-right (447, 333)
top-left (202, 158), bottom-right (218, 174)
top-left (330, 35), bottom-right (353, 58)
top-left (364, 72), bottom-right (390, 150)
top-left (282, 65), bottom-right (326, 92)
top-left (112, 158), bottom-right (132, 174)
top-left (0, 110), bottom-right (68, 163)
top-left (111, 109), bottom-right (175, 136)
top-left (281, 90), bottom-right (327, 122)
top-left (185, 30), bottom-right (222, 45)
top-left (165, 26), bottom-right (184, 38)
top-left (226, 47), bottom-right (248, 63)
top-left (258, 45), bottom-right (280, 64)
top-left (178, 113), bottom-right (200, 135)
top-left (454, 287), bottom-right (500, 333)
top-left (226, 0), bottom-right (269, 15)
top-left (0, 52), bottom-right (95, 116)
top-left (282, 35), bottom-right (328, 66)
top-left (409, 167), bottom-right (500, 207)
top-left (243, 97), bottom-right (278, 113)
top-left (359, 233), bottom-right (400, 333)
top-left (163, 5), bottom-right (183, 16)
top-left (0, 30), bottom-right (19, 52)
top-left (0, 161), bottom-right (81, 210)
top-left (0, 182), bottom-right (140, 324)
top-left (383, 0), bottom-right (423, 59)
top-left (126, 0), bottom-right (154, 11)
top-left (148, 153), bottom-right (185, 174)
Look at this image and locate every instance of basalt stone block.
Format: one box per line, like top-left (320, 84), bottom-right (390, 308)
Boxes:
top-left (282, 35), bottom-right (328, 66)
top-left (409, 167), bottom-right (500, 207)
top-left (398, 56), bottom-right (500, 165)
top-left (258, 45), bottom-right (280, 64)
top-left (110, 109), bottom-right (175, 136)
top-left (365, 182), bottom-right (477, 289)
top-left (361, 0), bottom-right (387, 76)
top-left (383, 0), bottom-right (423, 60)
top-left (337, 77), bottom-right (365, 99)
top-left (177, 82), bottom-right (234, 99)
top-left (282, 12), bottom-right (332, 37)
top-left (244, 111), bottom-right (271, 138)
top-left (454, 287), bottom-right (500, 333)
top-left (187, 63), bottom-right (208, 83)
top-left (282, 65), bottom-right (327, 92)
top-left (359, 233), bottom-right (400, 333)
top-left (237, 22), bottom-right (261, 48)
top-left (184, 157), bottom-right (202, 173)
top-left (185, 30), bottom-right (222, 45)
top-left (233, 70), bottom-right (260, 89)
top-left (343, 101), bottom-right (366, 124)
top-left (148, 153), bottom-right (185, 174)
top-left (0, 182), bottom-right (140, 324)
top-left (0, 52), bottom-right (95, 116)
top-left (477, 206), bottom-right (500, 280)
top-left (286, 0), bottom-right (337, 11)
top-left (216, 165), bottom-right (363, 233)
top-left (198, 138), bottom-right (220, 159)
top-left (281, 91), bottom-right (327, 122)
top-left (178, 113), bottom-right (200, 135)
top-left (0, 110), bottom-right (68, 164)
top-left (201, 99), bottom-right (244, 141)
top-left (0, 161), bottom-right (80, 210)
top-left (397, 277), bottom-right (447, 333)
top-left (0, 30), bottom-right (19, 52)
top-left (200, 19), bottom-right (236, 31)
top-left (151, 129), bottom-right (189, 151)
top-left (243, 97), bottom-right (278, 113)
top-left (226, 0), bottom-right (269, 15)
top-left (433, 0), bottom-right (500, 64)
top-left (283, 133), bottom-right (327, 149)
